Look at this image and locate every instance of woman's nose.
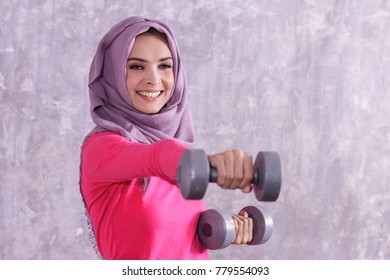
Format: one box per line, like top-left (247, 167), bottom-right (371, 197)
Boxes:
top-left (144, 68), bottom-right (161, 85)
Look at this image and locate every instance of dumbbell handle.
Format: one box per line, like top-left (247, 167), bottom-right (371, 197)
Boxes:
top-left (209, 167), bottom-right (258, 184)
top-left (209, 151), bottom-right (281, 201)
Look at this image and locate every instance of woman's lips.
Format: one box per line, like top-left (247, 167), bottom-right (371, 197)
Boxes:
top-left (136, 91), bottom-right (162, 98)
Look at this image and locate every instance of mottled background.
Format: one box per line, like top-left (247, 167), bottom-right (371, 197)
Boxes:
top-left (1, 0), bottom-right (389, 260)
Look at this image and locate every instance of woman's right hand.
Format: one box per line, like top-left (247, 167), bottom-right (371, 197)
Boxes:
top-left (207, 149), bottom-right (253, 193)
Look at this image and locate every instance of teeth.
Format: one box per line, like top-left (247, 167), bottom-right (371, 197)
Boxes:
top-left (137, 91), bottom-right (161, 98)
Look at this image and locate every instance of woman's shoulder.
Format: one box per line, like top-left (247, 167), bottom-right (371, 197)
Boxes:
top-left (82, 131), bottom-right (129, 150)
top-left (88, 131), bottom-right (123, 140)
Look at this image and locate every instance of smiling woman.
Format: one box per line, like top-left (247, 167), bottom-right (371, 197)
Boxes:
top-left (80, 16), bottom-right (255, 260)
top-left (126, 29), bottom-right (174, 114)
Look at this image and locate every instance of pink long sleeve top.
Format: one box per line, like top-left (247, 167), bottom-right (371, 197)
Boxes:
top-left (80, 131), bottom-right (209, 260)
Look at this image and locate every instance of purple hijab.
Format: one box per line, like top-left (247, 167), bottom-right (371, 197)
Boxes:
top-left (87, 16), bottom-right (195, 145)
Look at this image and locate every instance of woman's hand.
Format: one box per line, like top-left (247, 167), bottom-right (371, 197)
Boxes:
top-left (208, 149), bottom-right (253, 193)
top-left (232, 210), bottom-right (253, 244)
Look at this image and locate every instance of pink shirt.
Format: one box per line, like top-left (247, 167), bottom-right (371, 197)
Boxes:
top-left (80, 132), bottom-right (209, 260)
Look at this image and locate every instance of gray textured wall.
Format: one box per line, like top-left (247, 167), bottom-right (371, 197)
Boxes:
top-left (1, 0), bottom-right (389, 260)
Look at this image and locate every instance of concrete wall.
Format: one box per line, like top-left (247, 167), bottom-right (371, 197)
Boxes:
top-left (1, 0), bottom-right (389, 259)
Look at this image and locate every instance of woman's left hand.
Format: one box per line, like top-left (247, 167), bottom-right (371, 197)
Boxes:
top-left (232, 210), bottom-right (253, 245)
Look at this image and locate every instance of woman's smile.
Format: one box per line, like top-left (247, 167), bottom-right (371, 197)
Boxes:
top-left (136, 90), bottom-right (163, 99)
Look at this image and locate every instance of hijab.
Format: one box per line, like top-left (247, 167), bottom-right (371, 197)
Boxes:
top-left (87, 16), bottom-right (195, 145)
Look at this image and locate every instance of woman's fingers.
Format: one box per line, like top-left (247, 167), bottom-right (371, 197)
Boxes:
top-left (239, 154), bottom-right (254, 191)
top-left (232, 211), bottom-right (253, 245)
top-left (208, 150), bottom-right (253, 191)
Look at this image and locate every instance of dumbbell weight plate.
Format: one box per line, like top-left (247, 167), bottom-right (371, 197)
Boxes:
top-left (177, 149), bottom-right (210, 199)
top-left (253, 152), bottom-right (282, 201)
top-left (197, 209), bottom-right (235, 250)
top-left (241, 205), bottom-right (273, 245)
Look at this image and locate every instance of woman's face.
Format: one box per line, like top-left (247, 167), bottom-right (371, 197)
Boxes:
top-left (126, 31), bottom-right (174, 114)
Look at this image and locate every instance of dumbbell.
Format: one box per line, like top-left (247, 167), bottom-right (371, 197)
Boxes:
top-left (197, 205), bottom-right (273, 250)
top-left (176, 149), bottom-right (282, 201)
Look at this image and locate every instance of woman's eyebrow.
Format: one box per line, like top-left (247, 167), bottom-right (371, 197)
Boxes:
top-left (127, 57), bottom-right (173, 62)
top-left (159, 57), bottom-right (173, 62)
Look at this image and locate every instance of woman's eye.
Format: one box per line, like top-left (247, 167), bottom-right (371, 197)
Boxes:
top-left (159, 64), bottom-right (172, 69)
top-left (128, 65), bottom-right (143, 70)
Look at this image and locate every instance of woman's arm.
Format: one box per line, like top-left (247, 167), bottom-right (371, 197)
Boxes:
top-left (82, 132), bottom-right (187, 184)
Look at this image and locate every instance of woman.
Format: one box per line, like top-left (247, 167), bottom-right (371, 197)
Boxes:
top-left (80, 16), bottom-right (254, 260)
